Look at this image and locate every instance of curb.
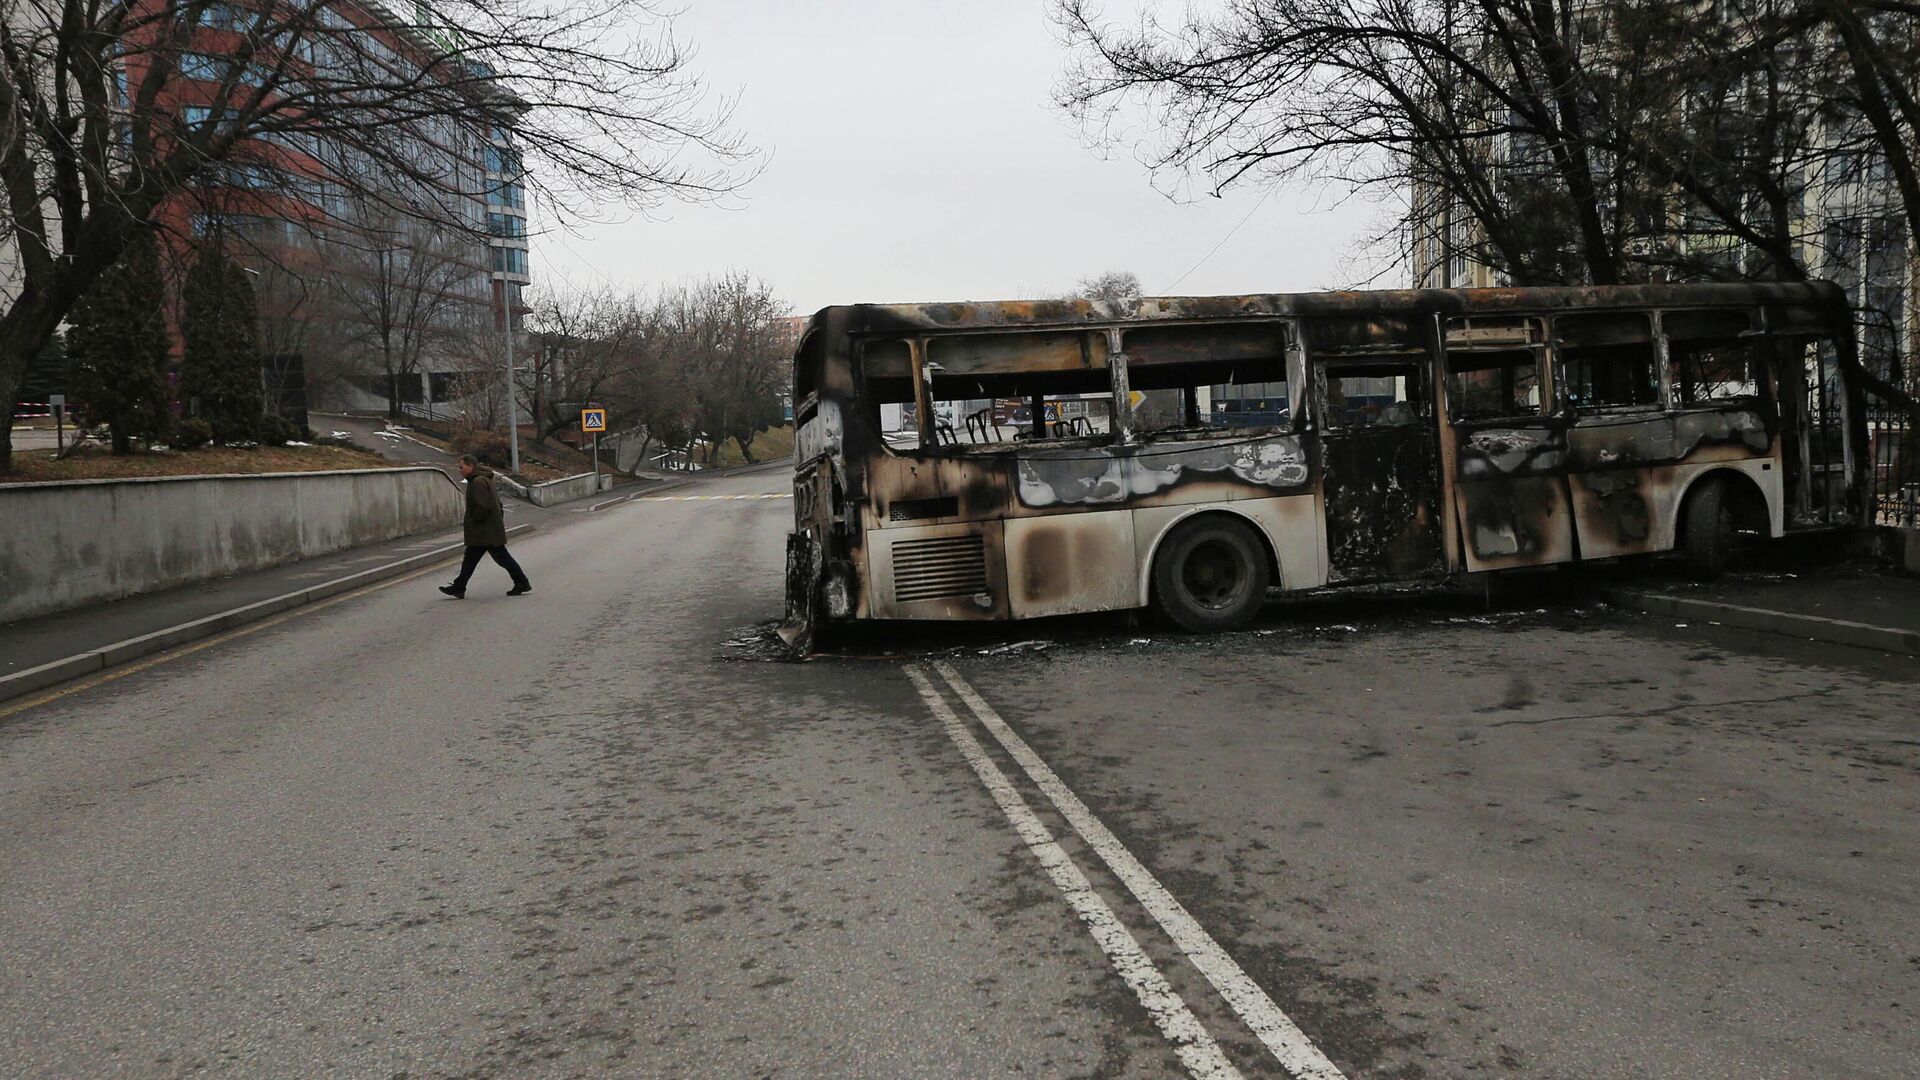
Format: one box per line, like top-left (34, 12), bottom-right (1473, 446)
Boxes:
top-left (1607, 588), bottom-right (1920, 656)
top-left (573, 476), bottom-right (699, 512)
top-left (0, 524), bottom-right (535, 705)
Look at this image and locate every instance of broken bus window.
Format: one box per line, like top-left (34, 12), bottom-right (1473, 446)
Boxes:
top-left (1665, 308), bottom-right (1762, 406)
top-left (1444, 316), bottom-right (1544, 420)
top-left (1557, 311), bottom-right (1659, 410)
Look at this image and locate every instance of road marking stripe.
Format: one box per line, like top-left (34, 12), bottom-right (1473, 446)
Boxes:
top-left (903, 665), bottom-right (1244, 1080)
top-left (932, 661), bottom-right (1346, 1080)
top-left (632, 493), bottom-right (794, 502)
top-left (0, 561), bottom-right (453, 722)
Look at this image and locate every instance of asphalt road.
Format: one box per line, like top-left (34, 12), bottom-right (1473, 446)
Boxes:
top-left (1, 465), bottom-right (1914, 1078)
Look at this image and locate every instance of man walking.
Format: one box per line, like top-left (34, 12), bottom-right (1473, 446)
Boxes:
top-left (440, 455), bottom-right (532, 598)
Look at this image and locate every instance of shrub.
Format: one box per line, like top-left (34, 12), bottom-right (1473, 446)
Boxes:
top-left (452, 428), bottom-right (512, 468)
top-left (173, 417), bottom-right (214, 450)
top-left (258, 414), bottom-right (299, 447)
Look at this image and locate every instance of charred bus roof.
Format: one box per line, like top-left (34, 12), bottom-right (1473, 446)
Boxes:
top-left (801, 282), bottom-right (1849, 340)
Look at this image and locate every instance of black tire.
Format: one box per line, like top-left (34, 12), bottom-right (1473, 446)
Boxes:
top-left (1151, 516), bottom-right (1271, 632)
top-left (1682, 477), bottom-right (1735, 579)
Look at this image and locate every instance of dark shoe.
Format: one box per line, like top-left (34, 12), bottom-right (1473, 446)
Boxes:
top-left (507, 583), bottom-right (532, 596)
top-left (439, 585), bottom-right (465, 599)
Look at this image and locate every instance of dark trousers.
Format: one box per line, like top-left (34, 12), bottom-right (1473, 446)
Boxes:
top-left (452, 545), bottom-right (529, 591)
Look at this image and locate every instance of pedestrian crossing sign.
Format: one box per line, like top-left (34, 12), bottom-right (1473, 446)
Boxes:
top-left (581, 409), bottom-right (607, 432)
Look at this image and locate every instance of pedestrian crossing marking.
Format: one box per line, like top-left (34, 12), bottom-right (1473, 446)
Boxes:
top-left (633, 492), bottom-right (793, 502)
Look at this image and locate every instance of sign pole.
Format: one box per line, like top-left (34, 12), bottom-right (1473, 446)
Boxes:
top-left (50, 393), bottom-right (65, 454)
top-left (580, 407), bottom-right (607, 489)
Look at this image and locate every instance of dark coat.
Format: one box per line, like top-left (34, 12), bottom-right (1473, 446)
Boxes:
top-left (464, 471), bottom-right (509, 547)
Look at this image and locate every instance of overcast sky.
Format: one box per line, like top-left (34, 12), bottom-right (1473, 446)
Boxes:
top-left (530, 0), bottom-right (1388, 316)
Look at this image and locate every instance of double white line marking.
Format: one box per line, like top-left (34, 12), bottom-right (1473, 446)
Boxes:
top-left (635, 493), bottom-right (793, 501)
top-left (905, 661), bottom-right (1345, 1080)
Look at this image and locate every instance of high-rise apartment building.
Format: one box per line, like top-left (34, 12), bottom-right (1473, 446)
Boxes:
top-left (1404, 10), bottom-right (1913, 391)
top-left (138, 0), bottom-right (531, 415)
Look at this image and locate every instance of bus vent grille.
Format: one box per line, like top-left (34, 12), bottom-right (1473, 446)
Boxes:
top-left (892, 534), bottom-right (988, 604)
top-left (890, 496), bottom-right (959, 522)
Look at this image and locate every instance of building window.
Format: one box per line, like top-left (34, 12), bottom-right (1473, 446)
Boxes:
top-left (487, 213), bottom-right (524, 238)
top-left (197, 4), bottom-right (251, 31)
top-left (491, 246), bottom-right (528, 275)
top-left (484, 144), bottom-right (521, 175)
top-left (181, 53), bottom-right (264, 85)
top-left (487, 182), bottom-right (524, 209)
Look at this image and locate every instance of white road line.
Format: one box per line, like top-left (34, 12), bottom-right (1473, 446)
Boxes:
top-left (932, 661), bottom-right (1346, 1080)
top-left (903, 665), bottom-right (1245, 1080)
top-left (632, 493), bottom-right (794, 502)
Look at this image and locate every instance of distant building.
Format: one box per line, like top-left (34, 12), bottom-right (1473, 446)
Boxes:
top-left (1402, 14), bottom-right (1913, 392)
top-left (138, 0), bottom-right (532, 417)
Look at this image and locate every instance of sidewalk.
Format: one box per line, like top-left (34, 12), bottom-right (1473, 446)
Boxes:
top-left (0, 524), bottom-right (518, 702)
top-left (0, 454), bottom-right (702, 704)
top-left (1607, 567), bottom-right (1920, 656)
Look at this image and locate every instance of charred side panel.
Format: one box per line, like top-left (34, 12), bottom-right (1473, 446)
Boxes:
top-left (1323, 425), bottom-right (1444, 578)
top-left (1451, 423), bottom-right (1578, 569)
top-left (780, 459), bottom-right (851, 652)
top-left (863, 453), bottom-right (1013, 531)
top-left (1565, 409), bottom-right (1772, 471)
top-left (1455, 476), bottom-right (1577, 565)
top-left (1563, 409), bottom-right (1776, 558)
top-left (1005, 511), bottom-right (1139, 618)
top-left (1013, 433), bottom-right (1311, 510)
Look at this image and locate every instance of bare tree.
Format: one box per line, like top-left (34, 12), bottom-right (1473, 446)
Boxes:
top-left (687, 273), bottom-right (787, 463)
top-left (329, 208), bottom-right (487, 417)
top-left (1054, 0), bottom-right (1920, 406)
top-left (248, 257), bottom-right (351, 416)
top-left (1076, 270), bottom-right (1142, 301)
top-left (524, 286), bottom-right (638, 442)
top-left (0, 0), bottom-right (755, 470)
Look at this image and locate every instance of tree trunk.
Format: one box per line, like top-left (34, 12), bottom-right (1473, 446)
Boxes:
top-left (734, 434), bottom-right (756, 464)
top-left (0, 367), bottom-right (16, 473)
top-left (0, 281), bottom-right (76, 474)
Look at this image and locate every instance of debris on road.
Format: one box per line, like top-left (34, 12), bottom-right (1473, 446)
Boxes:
top-left (979, 640), bottom-right (1051, 656)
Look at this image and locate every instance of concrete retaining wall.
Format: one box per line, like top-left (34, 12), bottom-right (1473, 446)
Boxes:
top-left (0, 467), bottom-right (461, 623)
top-left (1886, 525), bottom-right (1920, 574)
top-left (526, 471), bottom-right (613, 507)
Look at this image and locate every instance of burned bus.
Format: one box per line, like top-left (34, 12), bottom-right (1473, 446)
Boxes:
top-left (782, 284), bottom-right (1865, 649)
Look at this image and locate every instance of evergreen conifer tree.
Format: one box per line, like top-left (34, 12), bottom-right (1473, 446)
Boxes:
top-left (19, 330), bottom-right (66, 402)
top-left (181, 249), bottom-right (265, 443)
top-left (68, 232), bottom-right (171, 455)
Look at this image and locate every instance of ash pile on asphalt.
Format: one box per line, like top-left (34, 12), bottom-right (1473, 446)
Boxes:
top-left (716, 575), bottom-right (1618, 665)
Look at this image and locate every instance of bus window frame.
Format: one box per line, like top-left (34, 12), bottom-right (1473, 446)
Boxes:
top-left (1441, 315), bottom-right (1553, 423)
top-left (882, 320), bottom-right (1302, 456)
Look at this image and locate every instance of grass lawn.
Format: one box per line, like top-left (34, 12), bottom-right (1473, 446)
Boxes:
top-left (1, 442), bottom-right (407, 484)
top-left (706, 425), bottom-right (795, 468)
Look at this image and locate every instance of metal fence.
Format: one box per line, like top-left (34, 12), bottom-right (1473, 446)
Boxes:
top-left (1868, 405), bottom-right (1918, 527)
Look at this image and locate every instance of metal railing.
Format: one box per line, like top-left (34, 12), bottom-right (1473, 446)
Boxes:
top-left (1868, 405), bottom-right (1919, 527)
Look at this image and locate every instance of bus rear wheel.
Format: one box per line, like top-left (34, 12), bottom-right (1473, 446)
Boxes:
top-left (1682, 477), bottom-right (1736, 579)
top-left (1151, 516), bottom-right (1271, 633)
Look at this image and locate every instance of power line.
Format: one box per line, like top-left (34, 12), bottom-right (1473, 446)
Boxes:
top-left (1158, 186), bottom-right (1277, 295)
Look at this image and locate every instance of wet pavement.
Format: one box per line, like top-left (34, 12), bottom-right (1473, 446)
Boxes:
top-left (1, 464), bottom-right (1914, 1078)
